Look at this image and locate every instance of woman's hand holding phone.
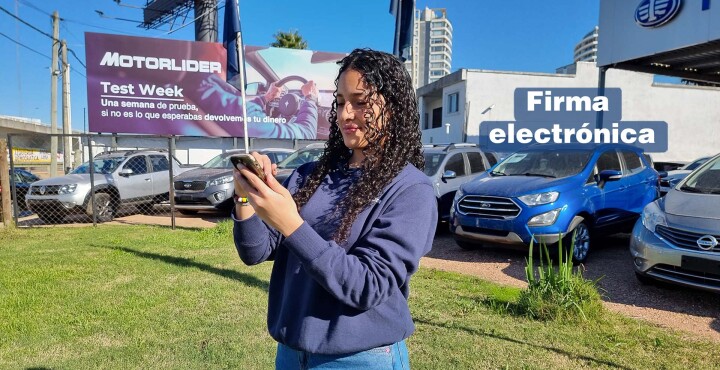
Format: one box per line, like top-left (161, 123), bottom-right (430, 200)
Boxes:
top-left (232, 152), bottom-right (303, 237)
top-left (232, 152), bottom-right (277, 197)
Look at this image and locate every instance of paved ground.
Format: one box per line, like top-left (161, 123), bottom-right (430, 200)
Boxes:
top-left (16, 212), bottom-right (720, 342)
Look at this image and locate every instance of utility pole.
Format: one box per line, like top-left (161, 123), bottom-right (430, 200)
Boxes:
top-left (50, 11), bottom-right (60, 177)
top-left (61, 40), bottom-right (72, 174)
top-left (194, 0), bottom-right (217, 42)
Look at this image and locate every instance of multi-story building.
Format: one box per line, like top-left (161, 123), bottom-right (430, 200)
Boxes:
top-left (556, 26), bottom-right (599, 74)
top-left (406, 7), bottom-right (453, 89)
top-left (574, 26), bottom-right (599, 63)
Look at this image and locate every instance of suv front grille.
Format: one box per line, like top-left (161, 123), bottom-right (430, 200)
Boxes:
top-left (650, 264), bottom-right (720, 288)
top-left (174, 181), bottom-right (206, 191)
top-left (29, 185), bottom-right (61, 195)
top-left (458, 195), bottom-right (521, 219)
top-left (656, 225), bottom-right (720, 252)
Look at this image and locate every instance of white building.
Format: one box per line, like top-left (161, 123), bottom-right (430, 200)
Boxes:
top-left (418, 61), bottom-right (720, 162)
top-left (574, 26), bottom-right (599, 63)
top-left (556, 26), bottom-right (599, 75)
top-left (406, 7), bottom-right (453, 89)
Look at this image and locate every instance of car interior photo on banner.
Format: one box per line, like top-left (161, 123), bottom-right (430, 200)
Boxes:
top-left (198, 46), bottom-right (344, 140)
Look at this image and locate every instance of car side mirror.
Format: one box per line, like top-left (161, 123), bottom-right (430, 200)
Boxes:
top-left (598, 170), bottom-right (622, 182)
top-left (119, 168), bottom-right (134, 177)
top-left (657, 171), bottom-right (668, 178)
top-left (442, 170), bottom-right (457, 181)
top-left (595, 169), bottom-right (621, 189)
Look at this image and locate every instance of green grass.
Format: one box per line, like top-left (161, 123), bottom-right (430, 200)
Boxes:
top-left (1, 224), bottom-right (718, 369)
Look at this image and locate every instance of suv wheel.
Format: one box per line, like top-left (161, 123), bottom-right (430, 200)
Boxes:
top-left (87, 193), bottom-right (115, 223)
top-left (564, 221), bottom-right (591, 263)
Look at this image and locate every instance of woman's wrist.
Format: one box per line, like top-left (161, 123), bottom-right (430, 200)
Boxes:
top-left (277, 214), bottom-right (305, 237)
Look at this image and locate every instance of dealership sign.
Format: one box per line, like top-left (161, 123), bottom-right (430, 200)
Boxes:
top-left (85, 32), bottom-right (343, 139)
top-left (598, 0), bottom-right (718, 67)
top-left (635, 0), bottom-right (682, 27)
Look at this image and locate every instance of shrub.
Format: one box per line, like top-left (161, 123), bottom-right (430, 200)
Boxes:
top-left (515, 234), bottom-right (603, 321)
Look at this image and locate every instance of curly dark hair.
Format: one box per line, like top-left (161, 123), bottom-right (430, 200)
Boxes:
top-left (292, 48), bottom-right (424, 243)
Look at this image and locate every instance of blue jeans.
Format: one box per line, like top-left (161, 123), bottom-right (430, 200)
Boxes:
top-left (275, 341), bottom-right (410, 370)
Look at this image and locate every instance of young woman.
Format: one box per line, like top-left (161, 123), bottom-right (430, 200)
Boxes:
top-left (232, 48), bottom-right (437, 369)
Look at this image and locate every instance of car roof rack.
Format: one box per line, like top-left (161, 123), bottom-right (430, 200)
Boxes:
top-left (303, 142), bottom-right (326, 149)
top-left (443, 143), bottom-right (477, 152)
top-left (94, 148), bottom-right (168, 158)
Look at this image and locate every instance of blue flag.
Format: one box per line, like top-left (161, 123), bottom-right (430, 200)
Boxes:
top-left (390, 0), bottom-right (414, 62)
top-left (223, 0), bottom-right (245, 89)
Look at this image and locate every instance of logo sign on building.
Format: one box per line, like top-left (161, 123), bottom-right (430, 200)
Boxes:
top-left (85, 32), bottom-right (343, 139)
top-left (635, 0), bottom-right (683, 28)
top-left (598, 0), bottom-right (718, 67)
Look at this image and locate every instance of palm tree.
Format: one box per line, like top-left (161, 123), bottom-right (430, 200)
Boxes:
top-left (271, 30), bottom-right (308, 50)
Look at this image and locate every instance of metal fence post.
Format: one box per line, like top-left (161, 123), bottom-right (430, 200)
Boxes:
top-left (87, 134), bottom-right (97, 226)
top-left (168, 137), bottom-right (176, 230)
top-left (8, 135), bottom-right (18, 227)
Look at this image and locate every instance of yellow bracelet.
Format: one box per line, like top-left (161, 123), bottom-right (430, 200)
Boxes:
top-left (234, 196), bottom-right (250, 206)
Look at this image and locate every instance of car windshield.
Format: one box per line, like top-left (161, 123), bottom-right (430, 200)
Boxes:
top-left (680, 156), bottom-right (720, 194)
top-left (72, 157), bottom-right (125, 175)
top-left (277, 148), bottom-right (324, 169)
top-left (202, 153), bottom-right (235, 169)
top-left (683, 157), bottom-right (710, 171)
top-left (423, 153), bottom-right (446, 176)
top-left (491, 150), bottom-right (592, 178)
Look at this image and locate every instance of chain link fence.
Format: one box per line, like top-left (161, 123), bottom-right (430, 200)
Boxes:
top-left (7, 133), bottom-right (322, 228)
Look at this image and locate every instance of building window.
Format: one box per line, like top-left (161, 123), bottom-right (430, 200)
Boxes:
top-left (430, 62), bottom-right (445, 68)
top-left (448, 92), bottom-right (459, 113)
top-left (430, 54), bottom-right (444, 61)
top-left (432, 107), bottom-right (442, 128)
top-left (424, 113), bottom-right (430, 130)
top-left (431, 46), bottom-right (446, 52)
top-left (430, 70), bottom-right (445, 77)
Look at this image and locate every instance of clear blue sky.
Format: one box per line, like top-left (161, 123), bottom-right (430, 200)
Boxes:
top-left (0, 0), bottom-right (600, 131)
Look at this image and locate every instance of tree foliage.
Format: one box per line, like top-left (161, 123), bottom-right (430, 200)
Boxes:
top-left (271, 30), bottom-right (308, 49)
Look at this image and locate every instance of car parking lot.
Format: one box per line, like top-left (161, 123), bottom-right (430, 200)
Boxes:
top-left (12, 206), bottom-right (720, 341)
top-left (426, 226), bottom-right (720, 342)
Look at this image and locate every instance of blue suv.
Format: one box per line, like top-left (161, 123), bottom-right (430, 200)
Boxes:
top-left (449, 144), bottom-right (660, 262)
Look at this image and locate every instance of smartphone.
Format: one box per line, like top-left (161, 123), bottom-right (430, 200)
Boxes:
top-left (230, 154), bottom-right (266, 181)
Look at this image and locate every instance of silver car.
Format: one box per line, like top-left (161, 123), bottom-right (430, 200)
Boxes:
top-left (658, 156), bottom-right (711, 195)
top-left (173, 148), bottom-right (294, 214)
top-left (631, 153), bottom-right (720, 292)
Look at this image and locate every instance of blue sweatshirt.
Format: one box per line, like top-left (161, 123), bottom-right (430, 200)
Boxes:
top-left (233, 162), bottom-right (437, 354)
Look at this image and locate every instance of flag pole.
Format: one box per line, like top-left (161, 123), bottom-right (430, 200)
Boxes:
top-left (236, 30), bottom-right (249, 154)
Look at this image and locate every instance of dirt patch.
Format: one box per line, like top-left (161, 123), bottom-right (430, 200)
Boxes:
top-left (423, 228), bottom-right (720, 342)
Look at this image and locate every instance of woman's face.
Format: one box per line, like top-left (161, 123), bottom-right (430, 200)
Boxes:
top-left (336, 69), bottom-right (386, 150)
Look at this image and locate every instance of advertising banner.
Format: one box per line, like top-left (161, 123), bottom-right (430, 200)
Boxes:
top-left (85, 32), bottom-right (344, 139)
top-left (13, 148), bottom-right (64, 165)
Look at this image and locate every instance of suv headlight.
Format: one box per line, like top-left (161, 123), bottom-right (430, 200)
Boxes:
top-left (58, 184), bottom-right (77, 194)
top-left (518, 191), bottom-right (559, 206)
top-left (641, 201), bottom-right (667, 233)
top-left (208, 176), bottom-right (233, 187)
top-left (453, 187), bottom-right (465, 205)
top-left (527, 208), bottom-right (561, 226)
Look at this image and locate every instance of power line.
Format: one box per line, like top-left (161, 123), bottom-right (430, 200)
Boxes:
top-left (0, 4), bottom-right (56, 42)
top-left (0, 30), bottom-right (50, 61)
top-left (161, 3), bottom-right (225, 36)
top-left (16, 0), bottom-right (51, 16)
top-left (0, 4), bottom-right (88, 72)
top-left (68, 48), bottom-right (87, 70)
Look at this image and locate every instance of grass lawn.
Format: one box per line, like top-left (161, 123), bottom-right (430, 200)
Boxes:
top-left (1, 223), bottom-right (718, 369)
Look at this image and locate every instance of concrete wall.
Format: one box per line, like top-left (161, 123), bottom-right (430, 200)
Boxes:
top-left (420, 62), bottom-right (720, 162)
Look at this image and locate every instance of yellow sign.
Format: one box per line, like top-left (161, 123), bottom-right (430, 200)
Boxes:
top-left (12, 148), bottom-right (63, 165)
